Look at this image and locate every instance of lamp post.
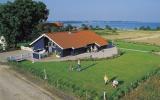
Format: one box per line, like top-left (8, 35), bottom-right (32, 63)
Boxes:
top-left (104, 91), bottom-right (106, 100)
top-left (44, 68), bottom-right (47, 80)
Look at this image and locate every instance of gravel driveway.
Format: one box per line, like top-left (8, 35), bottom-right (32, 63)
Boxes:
top-left (0, 50), bottom-right (32, 62)
top-left (0, 64), bottom-right (61, 100)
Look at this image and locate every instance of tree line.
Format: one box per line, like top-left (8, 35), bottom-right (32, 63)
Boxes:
top-left (135, 26), bottom-right (160, 31)
top-left (0, 0), bottom-right (49, 48)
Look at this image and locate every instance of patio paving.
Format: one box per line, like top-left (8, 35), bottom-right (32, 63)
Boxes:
top-left (38, 47), bottom-right (118, 62)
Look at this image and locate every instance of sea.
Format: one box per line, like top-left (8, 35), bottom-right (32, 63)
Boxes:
top-left (57, 21), bottom-right (160, 30)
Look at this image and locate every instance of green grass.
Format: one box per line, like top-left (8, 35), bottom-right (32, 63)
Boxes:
top-left (94, 29), bottom-right (118, 35)
top-left (17, 52), bottom-right (160, 98)
top-left (13, 41), bottom-right (160, 99)
top-left (116, 41), bottom-right (160, 52)
top-left (122, 70), bottom-right (160, 100)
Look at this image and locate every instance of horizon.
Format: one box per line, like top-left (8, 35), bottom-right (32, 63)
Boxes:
top-left (49, 20), bottom-right (160, 23)
top-left (1, 0), bottom-right (160, 22)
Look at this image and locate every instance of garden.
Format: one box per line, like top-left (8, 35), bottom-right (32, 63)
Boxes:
top-left (11, 41), bottom-right (160, 99)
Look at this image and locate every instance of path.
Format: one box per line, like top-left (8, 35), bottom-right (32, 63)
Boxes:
top-left (0, 64), bottom-right (61, 100)
top-left (119, 48), bottom-right (150, 53)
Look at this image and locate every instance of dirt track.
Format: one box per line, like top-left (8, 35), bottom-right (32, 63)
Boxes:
top-left (0, 64), bottom-right (61, 100)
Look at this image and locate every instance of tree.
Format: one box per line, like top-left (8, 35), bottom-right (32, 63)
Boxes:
top-left (156, 27), bottom-right (160, 30)
top-left (146, 26), bottom-right (151, 30)
top-left (139, 26), bottom-right (151, 31)
top-left (65, 24), bottom-right (74, 31)
top-left (89, 25), bottom-right (94, 30)
top-left (81, 24), bottom-right (89, 30)
top-left (139, 26), bottom-right (145, 30)
top-left (0, 0), bottom-right (49, 47)
top-left (105, 25), bottom-right (112, 30)
top-left (95, 25), bottom-right (100, 30)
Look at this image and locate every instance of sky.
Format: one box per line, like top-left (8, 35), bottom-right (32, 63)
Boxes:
top-left (0, 0), bottom-right (160, 22)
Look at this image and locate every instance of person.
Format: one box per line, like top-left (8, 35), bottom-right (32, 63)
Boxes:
top-left (112, 80), bottom-right (119, 88)
top-left (104, 74), bottom-right (109, 85)
top-left (69, 65), bottom-right (72, 71)
top-left (77, 59), bottom-right (81, 71)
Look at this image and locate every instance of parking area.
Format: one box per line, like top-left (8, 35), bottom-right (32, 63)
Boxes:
top-left (0, 50), bottom-right (32, 62)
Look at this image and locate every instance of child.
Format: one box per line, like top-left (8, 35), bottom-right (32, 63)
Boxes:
top-left (104, 74), bottom-right (109, 85)
top-left (77, 59), bottom-right (81, 71)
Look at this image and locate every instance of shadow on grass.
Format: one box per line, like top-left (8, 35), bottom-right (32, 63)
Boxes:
top-left (110, 76), bottom-right (118, 82)
top-left (80, 63), bottom-right (97, 71)
top-left (118, 80), bottom-right (124, 85)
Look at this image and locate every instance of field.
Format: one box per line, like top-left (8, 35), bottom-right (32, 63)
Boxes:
top-left (14, 41), bottom-right (160, 99)
top-left (122, 71), bottom-right (160, 100)
top-left (101, 30), bottom-right (155, 40)
top-left (100, 30), bottom-right (160, 46)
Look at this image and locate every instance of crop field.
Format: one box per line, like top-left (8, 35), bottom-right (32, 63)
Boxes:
top-left (13, 41), bottom-right (160, 99)
top-left (99, 30), bottom-right (160, 46)
top-left (101, 30), bottom-right (155, 40)
top-left (129, 36), bottom-right (160, 46)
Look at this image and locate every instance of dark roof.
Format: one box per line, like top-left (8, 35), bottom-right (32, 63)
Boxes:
top-left (45, 30), bottom-right (108, 49)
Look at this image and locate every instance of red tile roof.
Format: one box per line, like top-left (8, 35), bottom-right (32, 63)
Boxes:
top-left (45, 30), bottom-right (108, 49)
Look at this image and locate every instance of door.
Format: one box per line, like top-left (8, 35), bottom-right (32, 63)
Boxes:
top-left (48, 41), bottom-right (53, 53)
top-left (48, 46), bottom-right (52, 53)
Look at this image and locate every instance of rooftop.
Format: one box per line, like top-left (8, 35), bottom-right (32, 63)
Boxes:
top-left (45, 30), bottom-right (108, 49)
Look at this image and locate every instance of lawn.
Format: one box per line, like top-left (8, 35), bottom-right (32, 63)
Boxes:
top-left (15, 42), bottom-right (160, 99)
top-left (116, 41), bottom-right (160, 52)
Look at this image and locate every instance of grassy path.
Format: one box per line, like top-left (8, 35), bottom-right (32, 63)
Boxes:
top-left (119, 48), bottom-right (150, 53)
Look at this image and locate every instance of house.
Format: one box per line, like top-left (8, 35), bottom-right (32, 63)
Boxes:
top-left (41, 22), bottom-right (63, 28)
top-left (53, 22), bottom-right (64, 27)
top-left (30, 30), bottom-right (108, 59)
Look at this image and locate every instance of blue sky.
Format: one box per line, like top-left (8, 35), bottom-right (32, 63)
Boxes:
top-left (1, 0), bottom-right (160, 22)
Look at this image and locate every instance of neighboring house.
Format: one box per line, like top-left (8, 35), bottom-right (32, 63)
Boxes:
top-left (42, 22), bottom-right (64, 28)
top-left (53, 22), bottom-right (64, 27)
top-left (30, 30), bottom-right (108, 59)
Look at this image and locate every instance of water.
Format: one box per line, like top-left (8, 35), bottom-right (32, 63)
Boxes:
top-left (60, 21), bottom-right (160, 29)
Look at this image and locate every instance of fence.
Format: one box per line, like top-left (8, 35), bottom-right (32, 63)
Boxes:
top-left (7, 53), bottom-right (32, 62)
